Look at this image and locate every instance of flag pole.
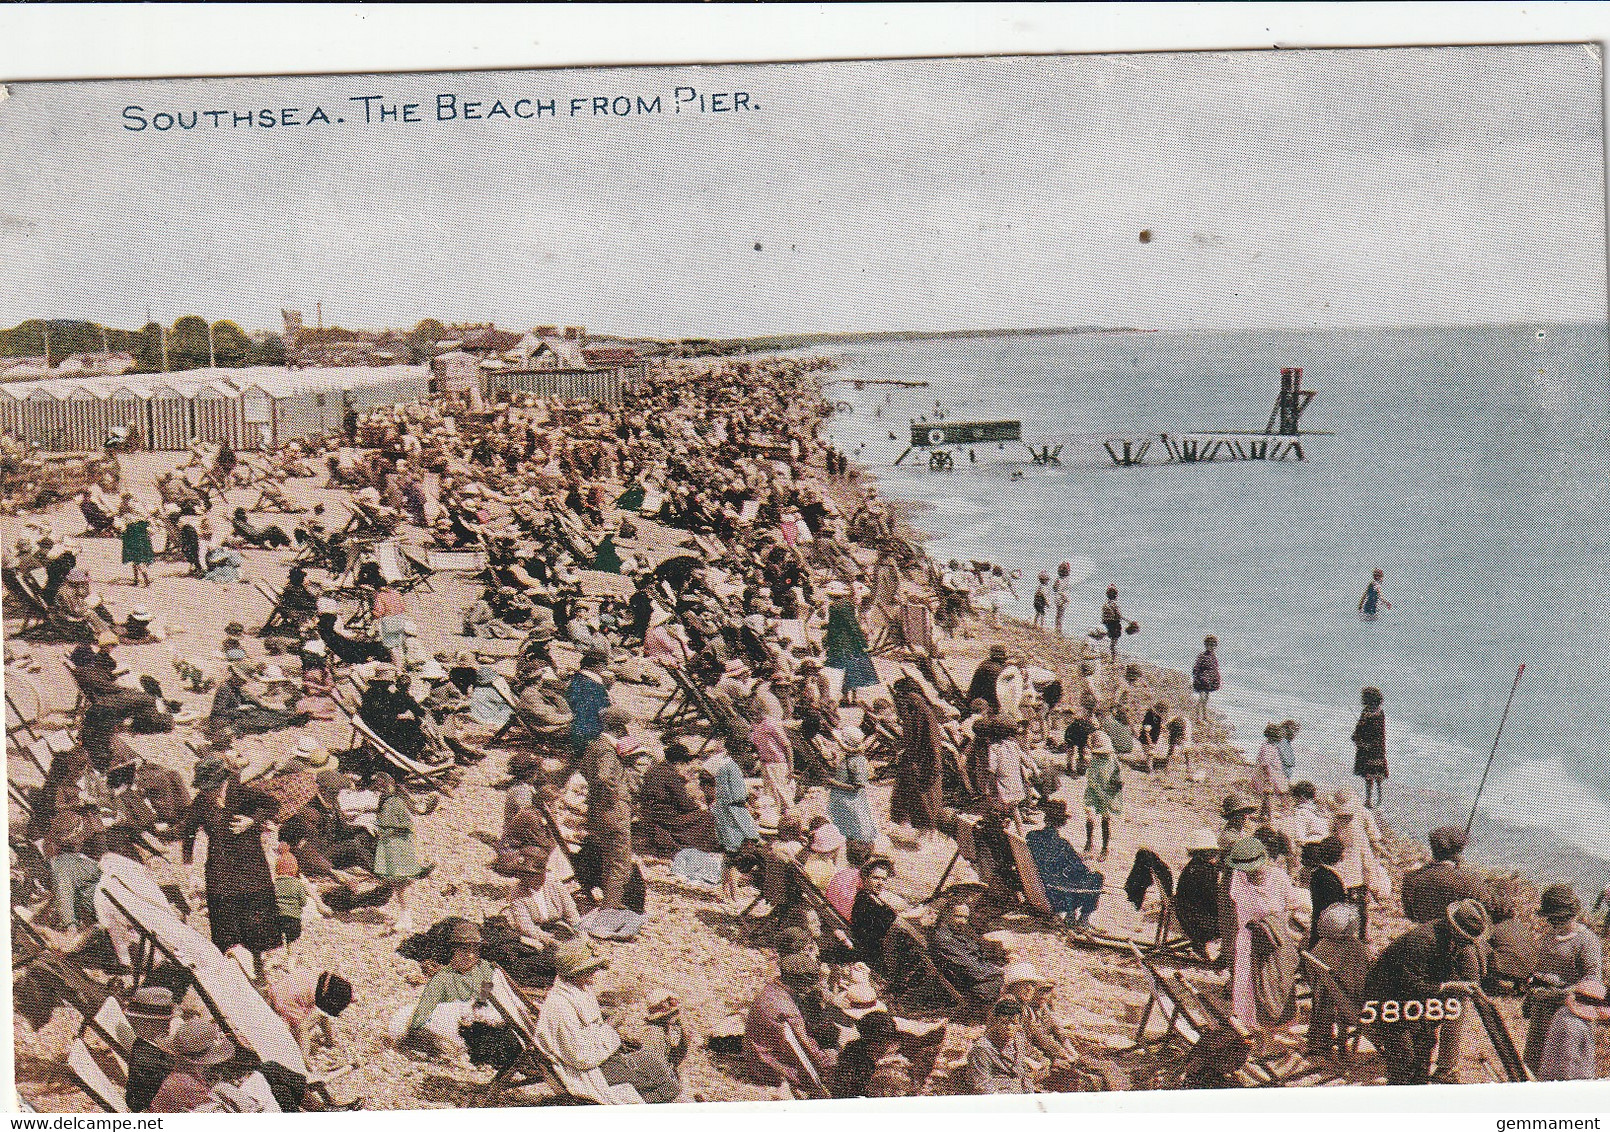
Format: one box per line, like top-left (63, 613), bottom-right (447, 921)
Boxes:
top-left (1465, 664), bottom-right (1526, 837)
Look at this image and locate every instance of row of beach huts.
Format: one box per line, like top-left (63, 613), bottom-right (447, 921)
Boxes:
top-left (0, 362), bottom-right (641, 452)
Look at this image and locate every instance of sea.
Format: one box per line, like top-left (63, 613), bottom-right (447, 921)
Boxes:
top-left (821, 321), bottom-right (1610, 896)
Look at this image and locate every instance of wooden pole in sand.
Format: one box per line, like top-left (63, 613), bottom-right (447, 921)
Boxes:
top-left (1465, 664), bottom-right (1526, 838)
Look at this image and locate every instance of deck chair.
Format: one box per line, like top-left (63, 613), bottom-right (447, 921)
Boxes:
top-left (484, 966), bottom-right (640, 1103)
top-left (2, 566), bottom-right (51, 636)
top-left (68, 1037), bottom-right (130, 1113)
top-left (374, 540), bottom-right (426, 595)
top-left (1467, 984), bottom-right (1532, 1082)
top-left (781, 1021), bottom-right (833, 1099)
top-left (97, 878), bottom-right (357, 1109)
top-left (1299, 950), bottom-right (1365, 1064)
top-left (398, 545), bottom-right (438, 593)
top-left (488, 676), bottom-right (569, 750)
top-left (883, 917), bottom-right (968, 1014)
top-left (81, 996), bottom-right (135, 1063)
top-left (334, 697), bottom-right (457, 793)
top-left (253, 579), bottom-right (303, 637)
top-left (1124, 941), bottom-right (1273, 1087)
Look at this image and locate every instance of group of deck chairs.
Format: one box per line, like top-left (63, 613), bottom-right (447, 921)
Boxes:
top-left (1123, 939), bottom-right (1531, 1088)
top-left (256, 538), bottom-right (434, 638)
top-left (28, 877), bottom-right (361, 1113)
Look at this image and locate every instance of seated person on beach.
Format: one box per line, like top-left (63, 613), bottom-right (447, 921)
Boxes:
top-left (638, 740), bottom-right (719, 856)
top-left (207, 667), bottom-right (308, 741)
top-left (537, 939), bottom-right (687, 1104)
top-left (744, 953), bottom-right (840, 1097)
top-left (929, 900), bottom-right (1004, 1008)
top-left (1024, 800), bottom-right (1103, 926)
top-left (392, 920), bottom-right (497, 1058)
top-left (966, 999), bottom-right (1034, 1095)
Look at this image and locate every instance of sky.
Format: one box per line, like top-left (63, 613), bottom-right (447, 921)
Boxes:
top-left (1, 45), bottom-right (1605, 338)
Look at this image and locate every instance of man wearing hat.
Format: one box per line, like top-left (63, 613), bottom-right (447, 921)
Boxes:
top-left (1524, 884), bottom-right (1604, 1074)
top-left (744, 952), bottom-right (839, 1097)
top-left (400, 920), bottom-right (495, 1057)
top-left (1400, 825), bottom-right (1491, 1079)
top-left (148, 1020), bottom-right (239, 1112)
top-left (582, 704), bottom-right (635, 911)
top-left (930, 901), bottom-right (1005, 1008)
top-left (124, 987), bottom-right (178, 1112)
top-left (1361, 899), bottom-right (1489, 1085)
top-left (967, 998), bottom-right (1034, 1094)
top-left (1538, 978), bottom-right (1609, 1081)
top-left (537, 938), bottom-right (686, 1104)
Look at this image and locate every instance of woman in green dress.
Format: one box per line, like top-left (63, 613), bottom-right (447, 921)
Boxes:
top-left (373, 772), bottom-right (427, 935)
top-left (120, 514), bottom-right (154, 587)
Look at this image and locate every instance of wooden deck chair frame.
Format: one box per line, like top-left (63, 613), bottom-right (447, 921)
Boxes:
top-left (252, 579), bottom-right (301, 636)
top-left (2, 566), bottom-right (51, 635)
top-left (373, 540), bottom-right (425, 595)
top-left (488, 676), bottom-right (570, 751)
top-left (1122, 941), bottom-right (1277, 1087)
top-left (68, 1037), bottom-right (130, 1113)
top-left (97, 880), bottom-right (357, 1109)
top-left (781, 1021), bottom-right (832, 1099)
top-left (886, 917), bottom-right (969, 1014)
top-left (1466, 983), bottom-right (1532, 1082)
top-left (333, 696), bottom-right (456, 793)
top-left (483, 965), bottom-right (634, 1103)
top-left (398, 545), bottom-right (437, 593)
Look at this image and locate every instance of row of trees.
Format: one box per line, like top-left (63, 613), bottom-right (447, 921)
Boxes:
top-left (0, 318), bottom-right (285, 373)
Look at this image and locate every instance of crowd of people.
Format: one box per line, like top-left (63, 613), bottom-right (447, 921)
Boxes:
top-left (5, 350), bottom-right (1609, 1111)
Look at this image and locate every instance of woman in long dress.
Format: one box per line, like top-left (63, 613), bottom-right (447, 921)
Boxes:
top-left (889, 677), bottom-right (944, 841)
top-left (1351, 686), bottom-right (1388, 809)
top-left (823, 582), bottom-right (878, 707)
top-left (120, 514), bottom-right (154, 587)
top-left (1226, 836), bottom-right (1308, 1034)
top-left (825, 726), bottom-right (878, 858)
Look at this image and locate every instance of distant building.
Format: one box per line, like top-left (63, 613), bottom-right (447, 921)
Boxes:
top-left (54, 352), bottom-right (137, 377)
top-left (581, 345), bottom-right (640, 367)
top-left (512, 334), bottom-right (586, 369)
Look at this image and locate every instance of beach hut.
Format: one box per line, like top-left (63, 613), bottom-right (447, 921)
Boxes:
top-left (145, 382), bottom-right (193, 450)
top-left (0, 384), bottom-right (21, 441)
top-left (19, 385), bottom-right (70, 451)
top-left (105, 383), bottom-right (150, 449)
top-left (238, 383), bottom-right (275, 450)
top-left (189, 380), bottom-right (245, 448)
top-left (64, 385), bottom-right (108, 452)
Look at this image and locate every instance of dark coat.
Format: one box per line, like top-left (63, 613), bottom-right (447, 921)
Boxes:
top-left (966, 659), bottom-right (1005, 712)
top-left (1362, 920), bottom-right (1481, 1010)
top-left (890, 688), bottom-right (944, 830)
top-left (1352, 706), bottom-right (1388, 778)
top-left (638, 760), bottom-right (717, 856)
top-left (1400, 860), bottom-right (1489, 924)
top-left (1308, 864), bottom-right (1348, 947)
top-left (182, 782), bottom-right (280, 953)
